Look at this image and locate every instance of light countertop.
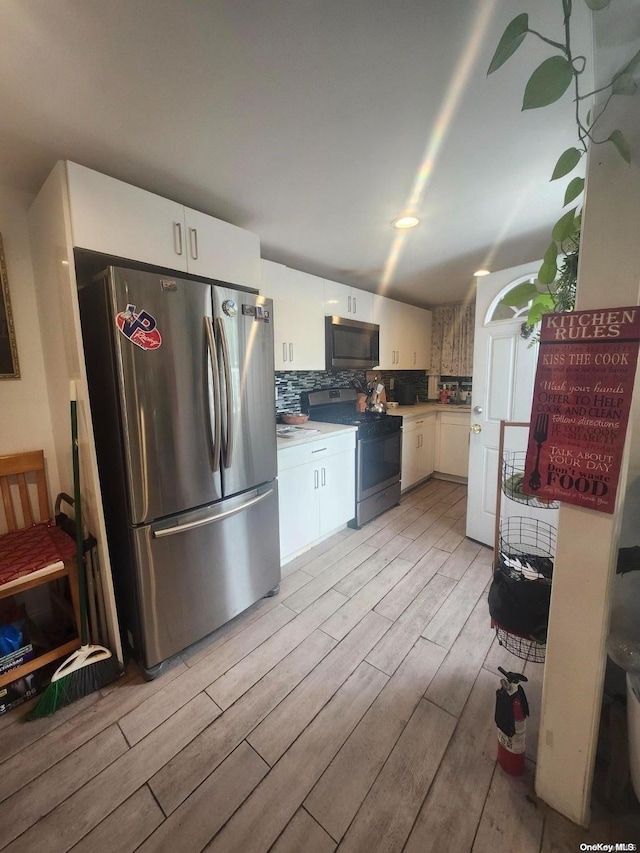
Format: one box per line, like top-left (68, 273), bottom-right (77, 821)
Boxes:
top-left (276, 420), bottom-right (357, 450)
top-left (387, 403), bottom-right (472, 418)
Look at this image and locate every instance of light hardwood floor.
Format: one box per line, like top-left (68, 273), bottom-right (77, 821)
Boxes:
top-left (1, 478), bottom-right (639, 851)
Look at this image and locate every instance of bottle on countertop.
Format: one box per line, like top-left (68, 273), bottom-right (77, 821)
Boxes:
top-left (439, 385), bottom-right (449, 404)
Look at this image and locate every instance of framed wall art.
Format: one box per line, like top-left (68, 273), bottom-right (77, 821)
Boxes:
top-left (0, 233), bottom-right (20, 379)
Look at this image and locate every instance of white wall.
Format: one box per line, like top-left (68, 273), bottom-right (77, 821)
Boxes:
top-left (0, 184), bottom-right (60, 503)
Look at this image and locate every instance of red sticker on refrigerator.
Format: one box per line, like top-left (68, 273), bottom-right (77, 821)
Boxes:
top-left (116, 304), bottom-right (162, 350)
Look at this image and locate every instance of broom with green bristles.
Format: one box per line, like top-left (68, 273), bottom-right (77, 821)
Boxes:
top-left (27, 382), bottom-right (121, 720)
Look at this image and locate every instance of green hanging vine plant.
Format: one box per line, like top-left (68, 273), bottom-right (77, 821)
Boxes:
top-left (492, 0), bottom-right (637, 337)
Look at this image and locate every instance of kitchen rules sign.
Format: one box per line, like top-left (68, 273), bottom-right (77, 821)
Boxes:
top-left (523, 306), bottom-right (640, 513)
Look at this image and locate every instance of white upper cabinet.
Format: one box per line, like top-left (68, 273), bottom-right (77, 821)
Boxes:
top-left (409, 306), bottom-right (432, 370)
top-left (67, 161), bottom-right (187, 271)
top-left (65, 162), bottom-right (260, 287)
top-left (182, 206), bottom-right (260, 287)
top-left (373, 294), bottom-right (432, 370)
top-left (323, 279), bottom-right (373, 323)
top-left (374, 295), bottom-right (402, 368)
top-left (395, 302), bottom-right (416, 369)
top-left (260, 260), bottom-right (325, 370)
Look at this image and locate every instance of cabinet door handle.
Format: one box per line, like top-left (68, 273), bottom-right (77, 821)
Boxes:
top-left (174, 221), bottom-right (183, 256)
top-left (348, 295), bottom-right (352, 313)
top-left (289, 343), bottom-right (294, 362)
top-left (283, 343), bottom-right (287, 362)
top-left (353, 296), bottom-right (357, 313)
top-left (416, 435), bottom-right (420, 449)
top-left (413, 352), bottom-right (416, 365)
top-left (321, 467), bottom-right (326, 486)
top-left (392, 351), bottom-right (396, 365)
top-left (311, 447), bottom-right (328, 454)
top-left (189, 227), bottom-right (199, 260)
top-left (314, 469), bottom-right (319, 489)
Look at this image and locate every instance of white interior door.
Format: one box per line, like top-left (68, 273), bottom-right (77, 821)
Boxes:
top-left (466, 263), bottom-right (541, 546)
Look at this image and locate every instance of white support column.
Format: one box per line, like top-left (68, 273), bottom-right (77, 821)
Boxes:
top-left (535, 21), bottom-right (640, 823)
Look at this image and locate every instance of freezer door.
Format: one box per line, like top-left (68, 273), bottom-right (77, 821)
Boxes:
top-left (108, 267), bottom-right (222, 523)
top-left (212, 288), bottom-right (277, 497)
top-left (131, 483), bottom-right (281, 669)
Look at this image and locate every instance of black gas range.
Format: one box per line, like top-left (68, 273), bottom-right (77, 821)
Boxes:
top-left (301, 388), bottom-right (402, 437)
top-left (302, 388), bottom-right (402, 528)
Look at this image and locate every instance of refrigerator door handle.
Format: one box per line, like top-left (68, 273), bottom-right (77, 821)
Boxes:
top-left (216, 317), bottom-right (235, 469)
top-left (153, 488), bottom-right (273, 538)
top-left (204, 317), bottom-right (222, 472)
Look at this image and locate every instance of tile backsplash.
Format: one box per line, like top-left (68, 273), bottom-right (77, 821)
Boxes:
top-left (275, 370), bottom-right (431, 414)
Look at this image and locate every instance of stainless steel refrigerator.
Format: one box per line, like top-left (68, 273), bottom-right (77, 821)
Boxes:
top-left (79, 265), bottom-right (280, 677)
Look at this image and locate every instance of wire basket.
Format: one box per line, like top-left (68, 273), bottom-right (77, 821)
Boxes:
top-left (502, 451), bottom-right (559, 509)
top-left (498, 516), bottom-right (556, 581)
top-left (494, 623), bottom-right (546, 663)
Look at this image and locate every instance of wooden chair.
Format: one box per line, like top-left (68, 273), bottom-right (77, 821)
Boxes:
top-left (0, 450), bottom-right (81, 689)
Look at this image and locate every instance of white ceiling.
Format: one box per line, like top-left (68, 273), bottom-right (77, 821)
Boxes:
top-left (0, 1), bottom-right (636, 307)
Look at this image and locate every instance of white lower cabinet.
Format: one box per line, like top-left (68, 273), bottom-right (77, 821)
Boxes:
top-left (278, 432), bottom-right (356, 562)
top-left (278, 465), bottom-right (319, 561)
top-left (435, 412), bottom-right (470, 478)
top-left (401, 414), bottom-right (436, 491)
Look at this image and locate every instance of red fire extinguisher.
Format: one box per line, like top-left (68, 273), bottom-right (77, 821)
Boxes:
top-left (495, 666), bottom-right (530, 775)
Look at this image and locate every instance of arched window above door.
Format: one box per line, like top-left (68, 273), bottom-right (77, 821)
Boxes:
top-left (485, 274), bottom-right (539, 325)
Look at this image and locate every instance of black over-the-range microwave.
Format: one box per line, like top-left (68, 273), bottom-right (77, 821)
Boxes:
top-left (325, 315), bottom-right (380, 370)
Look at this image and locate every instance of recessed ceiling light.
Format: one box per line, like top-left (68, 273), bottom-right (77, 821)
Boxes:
top-left (474, 268), bottom-right (491, 277)
top-left (391, 216), bottom-right (420, 230)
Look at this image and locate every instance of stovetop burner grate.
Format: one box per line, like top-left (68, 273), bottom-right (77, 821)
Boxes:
top-left (305, 407), bottom-right (401, 437)
top-left (310, 411), bottom-right (388, 426)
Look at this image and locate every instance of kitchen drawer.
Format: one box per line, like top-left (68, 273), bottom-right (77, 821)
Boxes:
top-left (277, 431), bottom-right (356, 473)
top-left (402, 414), bottom-right (431, 432)
top-left (438, 412), bottom-right (470, 427)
